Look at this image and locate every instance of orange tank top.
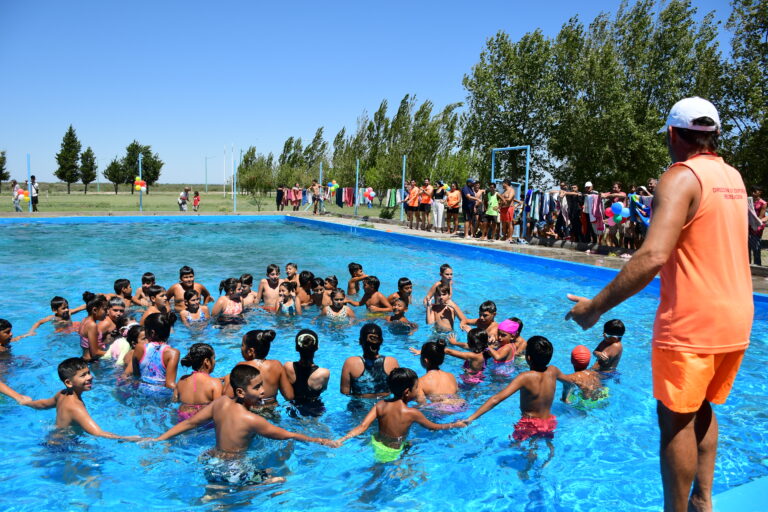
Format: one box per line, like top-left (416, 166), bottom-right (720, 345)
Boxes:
top-left (420, 186), bottom-right (433, 204)
top-left (652, 154), bottom-right (753, 354)
top-left (407, 187), bottom-right (420, 207)
top-left (447, 190), bottom-right (461, 208)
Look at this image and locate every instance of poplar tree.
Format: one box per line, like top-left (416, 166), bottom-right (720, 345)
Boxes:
top-left (54, 125), bottom-right (81, 194)
top-left (80, 147), bottom-right (97, 194)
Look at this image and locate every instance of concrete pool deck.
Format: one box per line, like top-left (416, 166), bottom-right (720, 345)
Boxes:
top-left (2, 209), bottom-right (768, 294)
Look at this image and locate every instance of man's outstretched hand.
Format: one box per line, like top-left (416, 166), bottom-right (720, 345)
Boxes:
top-left (565, 294), bottom-right (602, 330)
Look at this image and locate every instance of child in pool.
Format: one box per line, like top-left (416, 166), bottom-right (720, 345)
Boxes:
top-left (460, 300), bottom-right (499, 342)
top-left (509, 317), bottom-right (527, 358)
top-left (174, 343), bottom-right (223, 422)
top-left (103, 317), bottom-right (136, 364)
top-left (79, 292), bottom-right (109, 361)
top-left (485, 319), bottom-right (518, 363)
top-left (464, 336), bottom-right (561, 444)
top-left (423, 263), bottom-right (454, 305)
top-left (140, 285), bottom-right (169, 325)
top-left (223, 330), bottom-right (292, 408)
top-left (127, 313), bottom-right (180, 390)
top-left (311, 278), bottom-right (330, 308)
top-left (387, 277), bottom-right (413, 310)
top-left (285, 263), bottom-right (300, 286)
top-left (320, 288), bottom-right (355, 320)
top-left (121, 324), bottom-right (147, 373)
top-left (154, 365), bottom-right (335, 485)
top-left (347, 276), bottom-right (392, 313)
top-left (446, 329), bottom-right (492, 384)
top-left (336, 368), bottom-right (465, 462)
top-left (106, 278), bottom-right (133, 308)
top-left (591, 319), bottom-right (624, 372)
top-left (132, 272), bottom-right (156, 307)
top-left (559, 345), bottom-right (606, 405)
top-left (323, 275), bottom-right (338, 304)
top-left (297, 270), bottom-right (315, 306)
top-left (25, 357), bottom-right (143, 440)
top-left (166, 265), bottom-right (213, 313)
top-left (0, 318), bottom-right (27, 352)
top-left (282, 329), bottom-right (331, 408)
top-left (275, 281), bottom-right (302, 316)
top-left (256, 264), bottom-right (281, 310)
top-left (408, 340), bottom-right (466, 412)
top-left (98, 296), bottom-right (126, 347)
top-left (180, 290), bottom-right (210, 327)
top-left (386, 298), bottom-right (417, 334)
top-left (212, 278), bottom-right (245, 324)
top-left (346, 262), bottom-right (367, 296)
top-left (427, 285), bottom-right (467, 332)
top-left (239, 273), bottom-right (259, 308)
top-left (21, 296), bottom-right (86, 338)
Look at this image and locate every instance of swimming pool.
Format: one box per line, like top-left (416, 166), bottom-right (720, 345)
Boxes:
top-left (0, 215), bottom-right (765, 511)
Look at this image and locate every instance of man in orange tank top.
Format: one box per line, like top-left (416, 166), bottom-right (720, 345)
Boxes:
top-left (566, 97), bottom-right (753, 512)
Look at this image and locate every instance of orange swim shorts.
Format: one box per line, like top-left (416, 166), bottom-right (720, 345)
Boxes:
top-left (500, 207), bottom-right (513, 223)
top-left (652, 347), bottom-right (745, 413)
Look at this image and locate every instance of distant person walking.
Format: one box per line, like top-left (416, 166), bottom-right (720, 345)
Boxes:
top-left (178, 187), bottom-right (191, 212)
top-left (567, 97), bottom-right (753, 512)
top-left (30, 176), bottom-right (40, 212)
top-left (10, 180), bottom-right (22, 212)
top-left (193, 191), bottom-right (201, 212)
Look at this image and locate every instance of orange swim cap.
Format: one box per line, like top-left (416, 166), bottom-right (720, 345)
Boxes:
top-left (571, 345), bottom-right (591, 370)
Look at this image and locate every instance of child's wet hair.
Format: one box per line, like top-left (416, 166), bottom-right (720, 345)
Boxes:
top-left (144, 312), bottom-right (176, 342)
top-left (181, 343), bottom-right (215, 370)
top-left (421, 340), bottom-right (446, 368)
top-left (0, 318), bottom-right (11, 331)
top-left (387, 367), bottom-right (418, 399)
top-left (179, 266), bottom-right (194, 278)
top-left (146, 285), bottom-right (165, 300)
top-left (527, 336), bottom-right (553, 369)
top-left (299, 270), bottom-right (315, 287)
top-left (141, 272), bottom-right (155, 285)
top-left (50, 296), bottom-right (67, 311)
top-left (57, 357), bottom-right (88, 383)
top-left (266, 263), bottom-right (280, 276)
top-left (331, 288), bottom-right (346, 299)
top-left (467, 328), bottom-right (489, 353)
top-left (325, 275), bottom-right (338, 287)
top-left (286, 262), bottom-right (298, 271)
top-left (392, 298), bottom-right (406, 307)
top-left (312, 277), bottom-right (326, 290)
top-left (436, 284), bottom-right (450, 296)
top-left (83, 292), bottom-right (107, 314)
top-left (242, 329), bottom-right (276, 359)
top-left (295, 328), bottom-right (319, 354)
top-left (230, 364), bottom-right (261, 397)
top-left (108, 296), bottom-right (125, 309)
top-left (479, 301), bottom-right (497, 314)
top-left (348, 262), bottom-right (363, 276)
top-left (604, 319), bottom-right (625, 338)
top-left (397, 277), bottom-right (412, 290)
top-left (183, 289), bottom-right (199, 302)
top-left (219, 277), bottom-right (239, 295)
top-left (239, 273), bottom-right (253, 287)
top-left (359, 323), bottom-right (383, 345)
top-left (113, 278), bottom-right (131, 294)
top-left (280, 281), bottom-right (297, 293)
top-left (126, 325), bottom-right (145, 348)
top-left (439, 263), bottom-right (452, 275)
top-left (364, 275), bottom-right (380, 291)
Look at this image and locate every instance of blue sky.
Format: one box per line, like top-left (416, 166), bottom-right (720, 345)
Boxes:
top-left (0, 0), bottom-right (732, 184)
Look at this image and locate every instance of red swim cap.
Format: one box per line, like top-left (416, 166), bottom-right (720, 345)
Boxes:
top-left (571, 345), bottom-right (591, 370)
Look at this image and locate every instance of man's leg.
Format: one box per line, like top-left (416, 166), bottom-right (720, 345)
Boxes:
top-left (657, 400), bottom-right (717, 512)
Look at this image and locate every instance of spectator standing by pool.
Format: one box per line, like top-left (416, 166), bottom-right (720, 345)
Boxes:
top-left (178, 187), bottom-right (191, 211)
top-left (193, 191), bottom-right (200, 212)
top-left (748, 186), bottom-right (766, 266)
top-left (276, 185), bottom-right (285, 211)
top-left (10, 180), bottom-right (22, 212)
top-left (30, 176), bottom-right (39, 212)
top-left (567, 97), bottom-right (753, 512)
top-left (461, 179), bottom-right (477, 238)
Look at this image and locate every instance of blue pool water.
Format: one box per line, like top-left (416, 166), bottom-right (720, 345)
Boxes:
top-left (0, 216), bottom-right (765, 511)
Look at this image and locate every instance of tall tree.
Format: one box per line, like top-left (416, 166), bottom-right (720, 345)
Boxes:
top-left (80, 147), bottom-right (97, 194)
top-left (0, 150), bottom-right (8, 193)
top-left (54, 125), bottom-right (81, 194)
top-left (103, 157), bottom-right (126, 194)
top-left (121, 141), bottom-right (163, 194)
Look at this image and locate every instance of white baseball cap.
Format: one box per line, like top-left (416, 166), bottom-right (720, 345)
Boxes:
top-left (658, 96), bottom-right (721, 134)
top-left (584, 181), bottom-right (593, 188)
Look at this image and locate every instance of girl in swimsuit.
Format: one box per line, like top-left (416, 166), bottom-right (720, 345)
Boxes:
top-left (283, 329), bottom-right (330, 414)
top-left (320, 288), bottom-right (355, 321)
top-left (311, 278), bottom-right (331, 308)
top-left (174, 343), bottom-right (222, 422)
top-left (487, 319), bottom-right (519, 364)
top-left (127, 312), bottom-right (180, 391)
top-left (275, 282), bottom-right (302, 316)
top-left (212, 278), bottom-right (245, 325)
top-left (408, 340), bottom-right (467, 413)
top-left (223, 329), bottom-right (290, 408)
top-left (340, 323), bottom-right (400, 398)
top-left (181, 290), bottom-right (209, 328)
top-left (78, 292), bottom-right (108, 362)
top-left (140, 285), bottom-right (169, 326)
top-left (445, 329), bottom-right (492, 385)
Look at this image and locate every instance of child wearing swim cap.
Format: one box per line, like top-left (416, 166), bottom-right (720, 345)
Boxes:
top-left (485, 319), bottom-right (518, 363)
top-left (592, 319), bottom-right (624, 372)
top-left (335, 367), bottom-right (465, 463)
top-left (557, 345), bottom-right (606, 406)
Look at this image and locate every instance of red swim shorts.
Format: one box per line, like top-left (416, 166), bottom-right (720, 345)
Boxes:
top-left (500, 207), bottom-right (513, 223)
top-left (652, 347), bottom-right (745, 414)
top-left (512, 415), bottom-right (557, 442)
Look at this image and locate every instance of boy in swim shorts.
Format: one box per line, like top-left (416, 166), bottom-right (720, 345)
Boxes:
top-left (256, 264), bottom-right (281, 310)
top-left (336, 367), bottom-right (464, 462)
top-left (558, 345), bottom-right (607, 407)
top-left (591, 319), bottom-right (624, 372)
top-left (155, 365), bottom-right (335, 484)
top-left (465, 336), bottom-right (560, 443)
top-left (426, 285), bottom-right (467, 332)
top-left (25, 357), bottom-right (144, 440)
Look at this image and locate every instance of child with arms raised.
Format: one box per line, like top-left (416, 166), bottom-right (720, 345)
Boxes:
top-left (174, 343), bottom-right (222, 422)
top-left (336, 368), bottom-right (464, 462)
top-left (346, 262), bottom-right (367, 296)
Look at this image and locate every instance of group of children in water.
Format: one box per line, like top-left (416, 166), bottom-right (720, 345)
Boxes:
top-left (0, 261), bottom-right (625, 485)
